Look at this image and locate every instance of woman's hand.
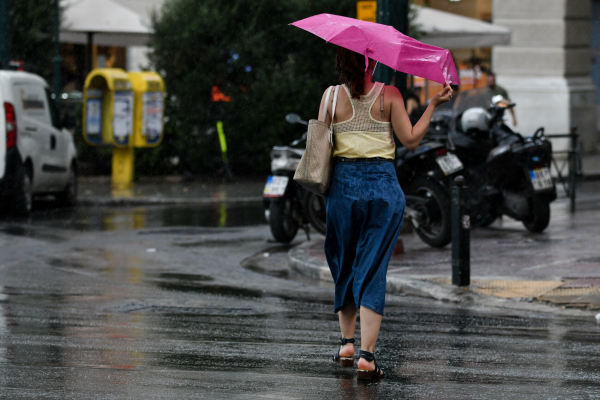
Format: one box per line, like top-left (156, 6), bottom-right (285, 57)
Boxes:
top-left (432, 83), bottom-right (453, 107)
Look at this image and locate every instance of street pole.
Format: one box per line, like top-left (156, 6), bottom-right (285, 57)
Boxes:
top-left (451, 176), bottom-right (470, 287)
top-left (376, 0), bottom-right (409, 96)
top-left (0, 0), bottom-right (10, 66)
top-left (53, 0), bottom-right (63, 114)
top-left (568, 126), bottom-right (578, 214)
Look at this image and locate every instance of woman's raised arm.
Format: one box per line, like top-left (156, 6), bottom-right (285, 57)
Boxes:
top-left (389, 84), bottom-right (453, 151)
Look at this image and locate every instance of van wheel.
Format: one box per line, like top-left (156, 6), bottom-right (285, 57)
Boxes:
top-left (57, 165), bottom-right (77, 208)
top-left (11, 163), bottom-right (33, 216)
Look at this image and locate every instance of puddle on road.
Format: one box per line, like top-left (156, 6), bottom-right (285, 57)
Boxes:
top-left (0, 202), bottom-right (266, 232)
top-left (157, 281), bottom-right (263, 298)
top-left (241, 245), bottom-right (295, 278)
top-left (0, 225), bottom-right (66, 242)
top-left (158, 273), bottom-right (214, 282)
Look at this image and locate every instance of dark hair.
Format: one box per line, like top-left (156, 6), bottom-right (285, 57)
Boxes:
top-left (487, 71), bottom-right (496, 78)
top-left (336, 47), bottom-right (367, 99)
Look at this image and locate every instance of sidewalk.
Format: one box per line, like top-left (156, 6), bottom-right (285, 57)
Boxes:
top-left (288, 193), bottom-right (600, 311)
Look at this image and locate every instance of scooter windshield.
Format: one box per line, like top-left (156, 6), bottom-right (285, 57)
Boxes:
top-left (452, 87), bottom-right (496, 115)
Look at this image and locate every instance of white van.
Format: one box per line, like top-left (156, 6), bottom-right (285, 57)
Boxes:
top-left (0, 71), bottom-right (77, 215)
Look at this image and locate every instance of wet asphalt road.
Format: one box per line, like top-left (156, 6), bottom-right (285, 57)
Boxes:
top-left (0, 203), bottom-right (599, 399)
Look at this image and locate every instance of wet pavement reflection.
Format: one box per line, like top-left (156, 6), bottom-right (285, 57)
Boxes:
top-left (0, 239), bottom-right (599, 399)
top-left (0, 180), bottom-right (599, 398)
top-left (0, 202), bottom-right (266, 231)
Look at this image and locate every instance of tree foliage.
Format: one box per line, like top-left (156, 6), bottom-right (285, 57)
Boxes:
top-left (147, 0), bottom-right (354, 176)
top-left (8, 0), bottom-right (56, 80)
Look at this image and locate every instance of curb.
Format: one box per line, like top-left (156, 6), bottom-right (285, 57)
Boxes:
top-left (77, 196), bottom-right (264, 207)
top-left (287, 241), bottom-right (600, 312)
top-left (288, 240), bottom-right (464, 302)
top-left (288, 243), bottom-right (333, 283)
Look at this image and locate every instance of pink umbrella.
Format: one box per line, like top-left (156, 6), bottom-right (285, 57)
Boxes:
top-left (290, 13), bottom-right (460, 85)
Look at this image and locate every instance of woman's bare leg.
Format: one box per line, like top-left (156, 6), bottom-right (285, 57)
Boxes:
top-left (337, 302), bottom-right (358, 357)
top-left (357, 306), bottom-right (383, 373)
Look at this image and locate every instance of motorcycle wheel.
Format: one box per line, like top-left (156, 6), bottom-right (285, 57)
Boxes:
top-left (522, 196), bottom-right (550, 233)
top-left (269, 198), bottom-right (299, 243)
top-left (303, 191), bottom-right (327, 235)
top-left (408, 177), bottom-right (451, 248)
top-left (473, 212), bottom-right (497, 228)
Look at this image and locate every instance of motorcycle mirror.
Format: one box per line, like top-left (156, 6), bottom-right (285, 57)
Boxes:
top-left (491, 95), bottom-right (504, 105)
top-left (285, 113), bottom-right (308, 125)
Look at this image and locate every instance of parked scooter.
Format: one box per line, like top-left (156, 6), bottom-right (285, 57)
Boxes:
top-left (395, 135), bottom-right (464, 248)
top-left (263, 114), bottom-right (326, 243)
top-left (270, 113), bottom-right (464, 248)
top-left (441, 95), bottom-right (557, 231)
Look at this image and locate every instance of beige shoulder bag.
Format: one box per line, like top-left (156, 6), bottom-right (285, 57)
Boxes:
top-left (293, 85), bottom-right (340, 196)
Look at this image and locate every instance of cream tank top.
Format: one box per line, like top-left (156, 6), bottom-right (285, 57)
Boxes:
top-left (332, 82), bottom-right (395, 160)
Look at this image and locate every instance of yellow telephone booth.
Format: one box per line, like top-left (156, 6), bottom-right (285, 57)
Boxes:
top-left (128, 72), bottom-right (166, 148)
top-left (83, 69), bottom-right (134, 147)
top-left (82, 68), bottom-right (165, 190)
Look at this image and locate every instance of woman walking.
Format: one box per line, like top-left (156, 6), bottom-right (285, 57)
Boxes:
top-left (322, 47), bottom-right (452, 379)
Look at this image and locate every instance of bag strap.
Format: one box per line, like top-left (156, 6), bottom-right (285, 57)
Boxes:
top-left (321, 86), bottom-right (334, 123)
top-left (329, 85), bottom-right (340, 145)
top-left (330, 85), bottom-right (340, 126)
top-left (380, 85), bottom-right (385, 121)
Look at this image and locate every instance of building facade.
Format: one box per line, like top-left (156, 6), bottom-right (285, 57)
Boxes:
top-left (413, 0), bottom-right (492, 21)
top-left (493, 0), bottom-right (597, 153)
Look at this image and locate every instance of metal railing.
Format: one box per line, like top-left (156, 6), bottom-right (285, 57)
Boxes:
top-left (544, 127), bottom-right (580, 213)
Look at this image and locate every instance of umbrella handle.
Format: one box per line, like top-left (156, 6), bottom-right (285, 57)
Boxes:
top-left (364, 48), bottom-right (373, 72)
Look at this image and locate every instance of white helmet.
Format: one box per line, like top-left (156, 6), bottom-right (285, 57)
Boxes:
top-left (461, 108), bottom-right (491, 133)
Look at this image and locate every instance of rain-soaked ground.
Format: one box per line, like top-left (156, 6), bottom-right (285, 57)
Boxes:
top-left (0, 183), bottom-right (599, 398)
top-left (0, 202), bottom-right (266, 231)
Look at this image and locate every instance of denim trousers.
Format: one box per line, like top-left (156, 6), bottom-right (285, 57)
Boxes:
top-left (324, 161), bottom-right (405, 316)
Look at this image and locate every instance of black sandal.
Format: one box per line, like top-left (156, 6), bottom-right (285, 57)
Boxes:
top-left (357, 350), bottom-right (386, 379)
top-left (332, 337), bottom-right (355, 367)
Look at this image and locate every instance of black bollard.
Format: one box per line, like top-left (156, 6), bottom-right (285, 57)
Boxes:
top-left (451, 176), bottom-right (470, 286)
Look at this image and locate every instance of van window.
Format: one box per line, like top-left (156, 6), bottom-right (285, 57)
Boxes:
top-left (12, 83), bottom-right (52, 126)
top-left (45, 88), bottom-right (61, 129)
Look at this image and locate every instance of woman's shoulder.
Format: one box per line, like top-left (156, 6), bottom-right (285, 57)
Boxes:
top-left (382, 84), bottom-right (401, 94)
top-left (382, 84), bottom-right (402, 98)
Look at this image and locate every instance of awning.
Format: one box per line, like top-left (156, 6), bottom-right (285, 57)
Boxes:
top-left (60, 0), bottom-right (153, 47)
top-left (414, 6), bottom-right (511, 49)
top-left (60, 1), bottom-right (510, 50)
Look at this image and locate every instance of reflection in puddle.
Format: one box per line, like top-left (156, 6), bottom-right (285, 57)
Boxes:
top-left (0, 225), bottom-right (65, 242)
top-left (157, 273), bottom-right (214, 282)
top-left (157, 282), bottom-right (263, 298)
top-left (0, 202), bottom-right (265, 232)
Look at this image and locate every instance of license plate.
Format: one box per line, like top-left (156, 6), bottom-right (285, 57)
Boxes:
top-left (435, 154), bottom-right (463, 175)
top-left (530, 167), bottom-right (553, 191)
top-left (263, 176), bottom-right (289, 197)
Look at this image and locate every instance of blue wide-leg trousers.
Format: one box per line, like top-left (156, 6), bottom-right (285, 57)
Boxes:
top-left (324, 161), bottom-right (405, 316)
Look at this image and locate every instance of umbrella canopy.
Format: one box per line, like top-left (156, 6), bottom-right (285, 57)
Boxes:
top-left (415, 6), bottom-right (510, 49)
top-left (290, 14), bottom-right (459, 85)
